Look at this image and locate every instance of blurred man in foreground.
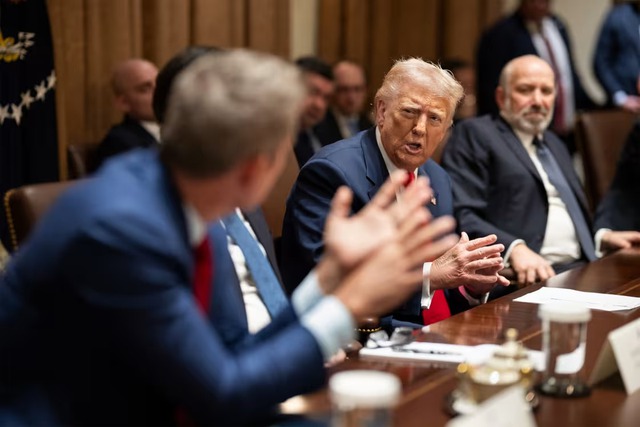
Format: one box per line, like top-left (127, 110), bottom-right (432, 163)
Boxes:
top-left (0, 49), bottom-right (456, 425)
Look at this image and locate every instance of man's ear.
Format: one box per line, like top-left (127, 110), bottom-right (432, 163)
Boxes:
top-left (114, 94), bottom-right (130, 114)
top-left (495, 86), bottom-right (505, 111)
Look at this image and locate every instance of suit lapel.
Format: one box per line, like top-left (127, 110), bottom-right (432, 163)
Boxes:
top-left (495, 116), bottom-right (544, 184)
top-left (361, 128), bottom-right (389, 201)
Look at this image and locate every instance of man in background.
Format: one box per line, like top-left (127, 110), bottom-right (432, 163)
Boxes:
top-left (592, 1), bottom-right (640, 113)
top-left (94, 58), bottom-right (160, 169)
top-left (315, 60), bottom-right (373, 146)
top-left (442, 55), bottom-right (639, 287)
top-left (282, 58), bottom-right (509, 329)
top-left (293, 56), bottom-right (334, 166)
top-left (475, 0), bottom-right (594, 153)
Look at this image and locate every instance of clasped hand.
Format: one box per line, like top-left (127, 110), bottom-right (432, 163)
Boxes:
top-left (318, 170), bottom-right (457, 320)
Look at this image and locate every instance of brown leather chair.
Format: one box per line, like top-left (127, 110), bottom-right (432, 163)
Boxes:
top-left (67, 143), bottom-right (100, 179)
top-left (3, 180), bottom-right (76, 251)
top-left (575, 109), bottom-right (636, 213)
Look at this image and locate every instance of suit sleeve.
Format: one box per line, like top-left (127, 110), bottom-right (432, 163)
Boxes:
top-left (280, 158), bottom-right (349, 293)
top-left (441, 122), bottom-right (520, 250)
top-left (593, 11), bottom-right (623, 98)
top-left (594, 124), bottom-right (640, 231)
top-left (64, 216), bottom-right (325, 426)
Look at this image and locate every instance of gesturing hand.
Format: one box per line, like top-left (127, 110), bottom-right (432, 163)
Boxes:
top-left (429, 232), bottom-right (509, 294)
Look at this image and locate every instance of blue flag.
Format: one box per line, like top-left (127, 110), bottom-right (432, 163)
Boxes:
top-left (0, 0), bottom-right (59, 248)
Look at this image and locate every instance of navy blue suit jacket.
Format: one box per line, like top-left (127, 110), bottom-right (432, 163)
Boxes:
top-left (0, 150), bottom-right (324, 426)
top-left (94, 115), bottom-right (158, 170)
top-left (281, 128), bottom-right (461, 324)
top-left (441, 115), bottom-right (592, 264)
top-left (593, 4), bottom-right (640, 104)
top-left (476, 12), bottom-right (593, 116)
top-left (594, 121), bottom-right (640, 231)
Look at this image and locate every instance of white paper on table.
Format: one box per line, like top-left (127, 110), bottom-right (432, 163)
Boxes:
top-left (513, 287), bottom-right (640, 312)
top-left (359, 342), bottom-right (544, 371)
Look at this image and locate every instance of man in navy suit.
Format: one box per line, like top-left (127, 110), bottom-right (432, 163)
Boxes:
top-left (0, 50), bottom-right (455, 425)
top-left (293, 56), bottom-right (335, 167)
top-left (475, 0), bottom-right (593, 152)
top-left (442, 55), bottom-right (638, 286)
top-left (94, 58), bottom-right (160, 170)
top-left (314, 60), bottom-right (373, 146)
top-left (593, 1), bottom-right (640, 112)
top-left (282, 58), bottom-right (510, 328)
top-left (594, 122), bottom-right (640, 241)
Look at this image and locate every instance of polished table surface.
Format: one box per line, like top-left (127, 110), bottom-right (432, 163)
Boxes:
top-left (282, 247), bottom-right (640, 427)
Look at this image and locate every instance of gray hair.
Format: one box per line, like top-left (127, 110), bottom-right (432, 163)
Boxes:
top-left (374, 58), bottom-right (464, 122)
top-left (161, 49), bottom-right (305, 178)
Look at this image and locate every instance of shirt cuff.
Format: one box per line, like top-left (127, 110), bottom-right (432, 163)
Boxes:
top-left (458, 285), bottom-right (489, 306)
top-left (613, 91), bottom-right (628, 106)
top-left (300, 295), bottom-right (356, 361)
top-left (504, 239), bottom-right (526, 267)
top-left (421, 262), bottom-right (433, 309)
top-left (594, 228), bottom-right (611, 258)
top-left (291, 270), bottom-right (324, 315)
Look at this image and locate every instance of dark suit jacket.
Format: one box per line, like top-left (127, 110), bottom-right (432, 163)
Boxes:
top-left (594, 121), bottom-right (640, 231)
top-left (476, 12), bottom-right (593, 117)
top-left (441, 115), bottom-right (592, 264)
top-left (281, 128), bottom-right (464, 324)
top-left (593, 4), bottom-right (640, 104)
top-left (0, 150), bottom-right (324, 426)
top-left (94, 115), bottom-right (158, 170)
top-left (314, 110), bottom-right (373, 147)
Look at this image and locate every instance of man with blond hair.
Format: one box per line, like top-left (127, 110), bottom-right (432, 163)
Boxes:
top-left (282, 58), bottom-right (510, 328)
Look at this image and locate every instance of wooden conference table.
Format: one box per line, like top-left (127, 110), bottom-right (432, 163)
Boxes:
top-left (281, 247), bottom-right (640, 427)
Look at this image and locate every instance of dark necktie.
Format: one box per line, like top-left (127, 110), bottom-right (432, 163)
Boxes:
top-left (534, 138), bottom-right (596, 261)
top-left (193, 235), bottom-right (214, 314)
top-left (403, 170), bottom-right (451, 324)
top-left (222, 213), bottom-right (288, 318)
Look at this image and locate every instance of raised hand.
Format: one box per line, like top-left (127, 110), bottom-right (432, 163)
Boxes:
top-left (429, 232), bottom-right (509, 294)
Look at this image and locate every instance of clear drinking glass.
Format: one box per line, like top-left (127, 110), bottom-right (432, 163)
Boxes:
top-left (537, 303), bottom-right (591, 397)
top-left (329, 370), bottom-right (401, 427)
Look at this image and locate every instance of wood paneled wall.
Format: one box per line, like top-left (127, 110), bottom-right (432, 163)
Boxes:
top-left (317, 0), bottom-right (503, 101)
top-left (47, 0), bottom-right (289, 178)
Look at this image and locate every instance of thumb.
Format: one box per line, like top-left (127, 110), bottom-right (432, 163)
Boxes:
top-left (328, 186), bottom-right (353, 223)
top-left (459, 231), bottom-right (469, 243)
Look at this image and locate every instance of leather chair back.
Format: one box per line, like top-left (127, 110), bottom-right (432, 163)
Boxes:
top-left (67, 143), bottom-right (100, 179)
top-left (575, 109), bottom-right (636, 212)
top-left (4, 180), bottom-right (76, 251)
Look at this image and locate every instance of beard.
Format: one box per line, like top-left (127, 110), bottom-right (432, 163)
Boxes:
top-left (501, 97), bottom-right (554, 135)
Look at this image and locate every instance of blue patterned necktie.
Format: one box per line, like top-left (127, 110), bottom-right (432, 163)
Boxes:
top-left (534, 137), bottom-right (596, 261)
top-left (222, 213), bottom-right (288, 317)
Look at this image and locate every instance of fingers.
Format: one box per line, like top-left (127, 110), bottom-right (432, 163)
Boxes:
top-left (389, 177), bottom-right (432, 223)
top-left (328, 186), bottom-right (353, 221)
top-left (397, 207), bottom-right (432, 241)
top-left (465, 234), bottom-right (499, 251)
top-left (408, 234), bottom-right (459, 267)
top-left (369, 170), bottom-right (416, 210)
top-left (403, 216), bottom-right (456, 254)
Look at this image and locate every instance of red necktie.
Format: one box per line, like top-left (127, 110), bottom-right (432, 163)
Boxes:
top-left (193, 236), bottom-right (213, 314)
top-left (176, 236), bottom-right (214, 425)
top-left (402, 170), bottom-right (451, 325)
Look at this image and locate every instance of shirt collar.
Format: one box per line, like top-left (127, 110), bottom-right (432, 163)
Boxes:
top-left (182, 203), bottom-right (207, 247)
top-left (374, 126), bottom-right (417, 180)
